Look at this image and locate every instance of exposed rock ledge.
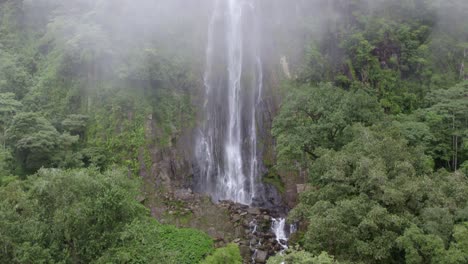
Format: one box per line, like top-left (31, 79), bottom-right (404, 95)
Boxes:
top-left (142, 184), bottom-right (290, 263)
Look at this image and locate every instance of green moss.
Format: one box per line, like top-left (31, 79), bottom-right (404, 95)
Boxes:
top-left (263, 168), bottom-right (285, 194)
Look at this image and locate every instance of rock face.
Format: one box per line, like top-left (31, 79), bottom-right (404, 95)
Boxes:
top-left (137, 93), bottom-right (294, 263)
top-left (141, 186), bottom-right (290, 263)
top-left (254, 250), bottom-right (268, 263)
top-left (220, 201), bottom-right (292, 263)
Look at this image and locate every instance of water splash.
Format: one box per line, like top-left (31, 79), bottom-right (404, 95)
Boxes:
top-left (249, 219), bottom-right (258, 234)
top-left (272, 218), bottom-right (289, 250)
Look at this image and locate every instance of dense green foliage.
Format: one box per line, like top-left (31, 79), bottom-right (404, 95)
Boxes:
top-left (274, 0), bottom-right (468, 263)
top-left (268, 249), bottom-right (339, 264)
top-left (0, 168), bottom-right (213, 263)
top-left (272, 83), bottom-right (383, 168)
top-left (1, 0), bottom-right (468, 263)
top-left (0, 1), bottom-right (213, 263)
top-left (287, 126), bottom-right (468, 263)
top-left (0, 0), bottom-right (200, 176)
top-left (201, 243), bottom-right (243, 264)
top-left (298, 0), bottom-right (468, 114)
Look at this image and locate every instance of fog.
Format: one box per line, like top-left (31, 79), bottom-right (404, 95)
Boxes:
top-left (13, 0), bottom-right (466, 84)
top-left (18, 0), bottom-right (321, 78)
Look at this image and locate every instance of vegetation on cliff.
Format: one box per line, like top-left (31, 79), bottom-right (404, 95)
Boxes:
top-left (0, 1), bottom-right (215, 263)
top-left (0, 0), bottom-right (467, 263)
top-left (272, 0), bottom-right (468, 263)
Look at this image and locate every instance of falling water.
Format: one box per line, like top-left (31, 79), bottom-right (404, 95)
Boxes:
top-left (195, 0), bottom-right (263, 205)
top-left (290, 223), bottom-right (298, 235)
top-left (271, 218), bottom-right (288, 250)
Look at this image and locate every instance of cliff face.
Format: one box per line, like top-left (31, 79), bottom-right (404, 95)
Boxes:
top-left (259, 58), bottom-right (305, 210)
top-left (132, 1), bottom-right (309, 254)
top-left (136, 53), bottom-right (304, 237)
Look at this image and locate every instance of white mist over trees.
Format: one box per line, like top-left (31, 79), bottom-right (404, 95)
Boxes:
top-left (0, 0), bottom-right (467, 263)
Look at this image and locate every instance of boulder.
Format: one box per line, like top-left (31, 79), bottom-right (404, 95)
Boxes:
top-left (232, 214), bottom-right (241, 222)
top-left (254, 250), bottom-right (268, 263)
top-left (250, 238), bottom-right (257, 245)
top-left (247, 207), bottom-right (261, 215)
top-left (239, 245), bottom-right (251, 260)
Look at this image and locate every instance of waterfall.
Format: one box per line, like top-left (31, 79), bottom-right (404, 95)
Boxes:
top-left (271, 218), bottom-right (288, 250)
top-left (195, 0), bottom-right (263, 205)
top-left (290, 223), bottom-right (298, 235)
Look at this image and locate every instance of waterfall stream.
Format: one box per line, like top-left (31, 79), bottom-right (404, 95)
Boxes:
top-left (271, 218), bottom-right (288, 250)
top-left (195, 0), bottom-right (263, 205)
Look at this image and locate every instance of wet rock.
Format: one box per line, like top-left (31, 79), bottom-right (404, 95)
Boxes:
top-left (254, 250), bottom-right (268, 263)
top-left (232, 214), bottom-right (241, 222)
top-left (239, 245), bottom-right (251, 259)
top-left (248, 207), bottom-right (261, 215)
top-left (182, 200), bottom-right (290, 263)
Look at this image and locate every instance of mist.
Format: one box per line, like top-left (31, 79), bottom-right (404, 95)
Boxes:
top-left (1, 1), bottom-right (467, 263)
top-left (9, 0), bottom-right (466, 74)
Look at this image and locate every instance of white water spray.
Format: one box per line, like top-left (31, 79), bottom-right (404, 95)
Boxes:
top-left (272, 218), bottom-right (289, 250)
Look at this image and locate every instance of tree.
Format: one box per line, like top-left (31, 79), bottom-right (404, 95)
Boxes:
top-left (61, 114), bottom-right (88, 138)
top-left (0, 148), bottom-right (15, 185)
top-left (0, 168), bottom-right (214, 264)
top-left (290, 126), bottom-right (468, 263)
top-left (5, 112), bottom-right (79, 174)
top-left (397, 224), bottom-right (468, 264)
top-left (0, 92), bottom-right (21, 148)
top-left (0, 51), bottom-right (32, 100)
top-left (272, 82), bottom-right (382, 170)
top-left (6, 113), bottom-right (61, 173)
top-left (268, 249), bottom-right (339, 264)
top-left (422, 82), bottom-right (468, 170)
top-left (397, 82), bottom-right (468, 170)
